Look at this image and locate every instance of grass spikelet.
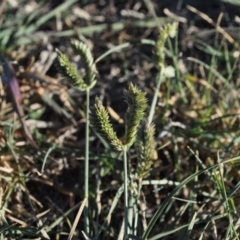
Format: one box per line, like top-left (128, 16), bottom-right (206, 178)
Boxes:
top-left (136, 123), bottom-right (156, 179)
top-left (71, 39), bottom-right (97, 89)
top-left (90, 97), bottom-right (124, 151)
top-left (156, 22), bottom-right (177, 66)
top-left (124, 83), bottom-right (148, 148)
top-left (56, 49), bottom-right (88, 90)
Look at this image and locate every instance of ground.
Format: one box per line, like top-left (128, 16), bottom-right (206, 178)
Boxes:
top-left (1, 0), bottom-right (240, 239)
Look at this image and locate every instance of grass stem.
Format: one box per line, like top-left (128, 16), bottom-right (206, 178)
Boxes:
top-left (123, 146), bottom-right (129, 239)
top-left (148, 69), bottom-right (164, 125)
top-left (84, 88), bottom-right (90, 236)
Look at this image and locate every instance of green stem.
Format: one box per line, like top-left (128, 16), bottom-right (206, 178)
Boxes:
top-left (84, 88), bottom-right (90, 235)
top-left (123, 146), bottom-right (129, 239)
top-left (133, 179), bottom-right (142, 235)
top-left (148, 69), bottom-right (164, 125)
top-left (128, 190), bottom-right (134, 235)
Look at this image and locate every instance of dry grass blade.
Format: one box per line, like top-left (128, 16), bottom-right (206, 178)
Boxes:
top-left (68, 197), bottom-right (88, 240)
top-left (187, 5), bottom-right (236, 45)
top-left (0, 54), bottom-right (38, 148)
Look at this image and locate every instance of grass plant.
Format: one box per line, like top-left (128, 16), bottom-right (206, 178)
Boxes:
top-left (56, 39), bottom-right (97, 237)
